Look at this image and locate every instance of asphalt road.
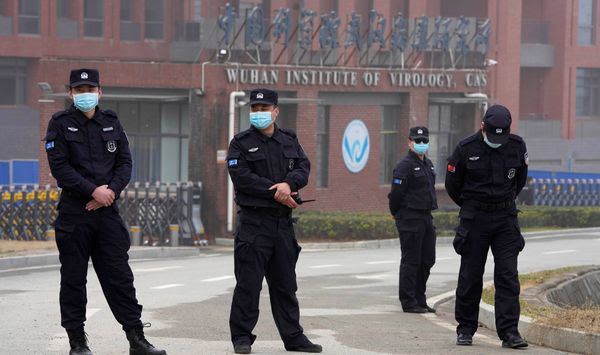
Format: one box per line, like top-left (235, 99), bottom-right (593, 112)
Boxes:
top-left (1, 228), bottom-right (599, 354)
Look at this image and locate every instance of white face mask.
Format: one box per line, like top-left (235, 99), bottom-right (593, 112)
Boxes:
top-left (482, 131), bottom-right (502, 149)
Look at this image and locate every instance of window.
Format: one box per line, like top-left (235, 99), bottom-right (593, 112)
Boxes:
top-left (0, 58), bottom-right (27, 106)
top-left (84, 0), bottom-right (103, 37)
top-left (120, 0), bottom-right (140, 41)
top-left (316, 106), bottom-right (330, 188)
top-left (578, 0), bottom-right (595, 45)
top-left (102, 100), bottom-right (190, 182)
top-left (18, 0), bottom-right (39, 34)
top-left (576, 68), bottom-right (600, 117)
top-left (380, 106), bottom-right (401, 184)
top-left (57, 0), bottom-right (78, 38)
top-left (145, 0), bottom-right (164, 39)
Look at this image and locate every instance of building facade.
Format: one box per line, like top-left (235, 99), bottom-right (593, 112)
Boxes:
top-left (0, 0), bottom-right (598, 237)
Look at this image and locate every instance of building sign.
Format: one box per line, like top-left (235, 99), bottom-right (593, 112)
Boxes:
top-left (342, 120), bottom-right (370, 173)
top-left (224, 67), bottom-right (487, 89)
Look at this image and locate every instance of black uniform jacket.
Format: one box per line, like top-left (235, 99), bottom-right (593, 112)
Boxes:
top-left (388, 150), bottom-right (438, 218)
top-left (445, 131), bottom-right (528, 207)
top-left (227, 124), bottom-right (310, 209)
top-left (44, 105), bottom-right (132, 214)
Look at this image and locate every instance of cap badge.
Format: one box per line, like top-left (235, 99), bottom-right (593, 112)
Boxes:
top-left (81, 72), bottom-right (88, 79)
top-left (417, 129), bottom-right (423, 134)
top-left (256, 93), bottom-right (264, 99)
top-left (496, 128), bottom-right (503, 134)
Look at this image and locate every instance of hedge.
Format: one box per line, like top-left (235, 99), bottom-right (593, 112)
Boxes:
top-left (293, 207), bottom-right (600, 241)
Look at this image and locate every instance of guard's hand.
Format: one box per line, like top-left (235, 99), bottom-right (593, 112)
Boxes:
top-left (282, 192), bottom-right (300, 209)
top-left (269, 182), bottom-right (292, 204)
top-left (86, 200), bottom-right (104, 211)
top-left (92, 185), bottom-right (115, 207)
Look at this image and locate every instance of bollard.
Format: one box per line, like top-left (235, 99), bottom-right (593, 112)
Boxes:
top-left (130, 226), bottom-right (141, 246)
top-left (46, 229), bottom-right (56, 242)
top-left (169, 224), bottom-right (180, 247)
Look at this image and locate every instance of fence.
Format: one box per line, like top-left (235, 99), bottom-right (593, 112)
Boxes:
top-left (522, 178), bottom-right (600, 206)
top-left (0, 182), bottom-right (204, 245)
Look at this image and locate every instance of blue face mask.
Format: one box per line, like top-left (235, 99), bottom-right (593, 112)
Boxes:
top-left (483, 134), bottom-right (502, 149)
top-left (73, 92), bottom-right (99, 112)
top-left (249, 111), bottom-right (273, 129)
top-left (413, 142), bottom-right (429, 155)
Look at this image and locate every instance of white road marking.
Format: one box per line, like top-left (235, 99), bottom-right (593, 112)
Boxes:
top-left (202, 253), bottom-right (222, 257)
top-left (85, 308), bottom-right (101, 319)
top-left (355, 273), bottom-right (390, 280)
top-left (309, 264), bottom-right (341, 269)
top-left (201, 275), bottom-right (235, 282)
top-left (151, 283), bottom-right (184, 290)
top-left (542, 249), bottom-right (576, 255)
top-left (436, 256), bottom-right (456, 261)
top-left (365, 260), bottom-right (396, 265)
top-left (133, 266), bottom-right (183, 272)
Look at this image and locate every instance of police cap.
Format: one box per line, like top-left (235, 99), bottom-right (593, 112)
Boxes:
top-left (70, 68), bottom-right (100, 88)
top-left (409, 126), bottom-right (429, 140)
top-left (249, 88), bottom-right (278, 106)
top-left (483, 104), bottom-right (511, 144)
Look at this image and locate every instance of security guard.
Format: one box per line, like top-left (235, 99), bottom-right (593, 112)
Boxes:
top-left (227, 88), bottom-right (322, 354)
top-left (388, 127), bottom-right (437, 313)
top-left (44, 69), bottom-right (166, 355)
top-left (445, 105), bottom-right (528, 349)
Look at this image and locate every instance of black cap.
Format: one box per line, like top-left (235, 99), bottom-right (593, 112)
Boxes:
top-left (69, 68), bottom-right (100, 87)
top-left (409, 126), bottom-right (429, 140)
top-left (483, 104), bottom-right (512, 144)
top-left (249, 88), bottom-right (278, 106)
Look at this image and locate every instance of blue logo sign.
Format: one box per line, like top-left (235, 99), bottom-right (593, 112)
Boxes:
top-left (342, 120), bottom-right (370, 173)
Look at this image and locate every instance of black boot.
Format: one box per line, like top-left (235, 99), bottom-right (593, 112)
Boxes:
top-left (66, 327), bottom-right (92, 355)
top-left (125, 323), bottom-right (167, 355)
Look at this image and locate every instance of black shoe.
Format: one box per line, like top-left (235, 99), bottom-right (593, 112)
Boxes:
top-left (456, 333), bottom-right (473, 346)
top-left (419, 304), bottom-right (436, 313)
top-left (125, 323), bottom-right (167, 355)
top-left (285, 341), bottom-right (323, 353)
top-left (233, 343), bottom-right (251, 354)
top-left (66, 328), bottom-right (93, 355)
top-left (403, 307), bottom-right (428, 313)
top-left (502, 333), bottom-right (528, 349)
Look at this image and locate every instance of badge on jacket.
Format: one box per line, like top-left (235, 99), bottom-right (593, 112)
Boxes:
top-left (508, 168), bottom-right (516, 179)
top-left (288, 159), bottom-right (295, 170)
top-left (107, 140), bottom-right (117, 153)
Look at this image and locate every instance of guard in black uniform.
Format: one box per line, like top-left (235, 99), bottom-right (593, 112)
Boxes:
top-left (227, 88), bottom-right (322, 354)
top-left (388, 127), bottom-right (437, 313)
top-left (44, 69), bottom-right (166, 355)
top-left (445, 105), bottom-right (529, 349)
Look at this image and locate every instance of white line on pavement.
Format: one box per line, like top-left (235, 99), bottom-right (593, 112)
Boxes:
top-left (365, 260), bottom-right (396, 265)
top-left (436, 256), bottom-right (456, 261)
top-left (202, 275), bottom-right (235, 282)
top-left (309, 264), bottom-right (342, 269)
top-left (355, 273), bottom-right (390, 280)
top-left (151, 284), bottom-right (184, 290)
top-left (85, 308), bottom-right (101, 319)
top-left (133, 266), bottom-right (183, 272)
top-left (542, 249), bottom-right (577, 255)
top-left (202, 254), bottom-right (222, 257)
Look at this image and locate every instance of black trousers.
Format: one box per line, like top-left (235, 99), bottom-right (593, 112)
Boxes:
top-left (453, 207), bottom-right (525, 339)
top-left (229, 209), bottom-right (308, 347)
top-left (395, 215), bottom-right (436, 309)
top-left (54, 207), bottom-right (143, 331)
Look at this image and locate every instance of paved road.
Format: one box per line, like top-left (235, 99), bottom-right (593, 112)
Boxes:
top-left (1, 229), bottom-right (599, 354)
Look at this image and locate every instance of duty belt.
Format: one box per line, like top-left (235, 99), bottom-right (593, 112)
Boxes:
top-left (468, 199), bottom-right (514, 212)
top-left (242, 206), bottom-right (291, 218)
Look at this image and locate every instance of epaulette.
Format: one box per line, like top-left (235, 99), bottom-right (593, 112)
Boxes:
top-left (459, 133), bottom-right (479, 146)
top-left (234, 129), bottom-right (252, 140)
top-left (509, 134), bottom-right (524, 143)
top-left (101, 109), bottom-right (119, 119)
top-left (279, 127), bottom-right (297, 138)
top-left (51, 110), bottom-right (69, 120)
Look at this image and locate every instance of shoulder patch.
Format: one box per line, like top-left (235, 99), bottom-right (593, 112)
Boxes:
top-left (51, 110), bottom-right (69, 120)
top-left (279, 127), bottom-right (297, 138)
top-left (459, 133), bottom-right (478, 147)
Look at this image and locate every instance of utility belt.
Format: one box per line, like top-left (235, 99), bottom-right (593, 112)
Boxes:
top-left (241, 206), bottom-right (292, 218)
top-left (464, 199), bottom-right (515, 212)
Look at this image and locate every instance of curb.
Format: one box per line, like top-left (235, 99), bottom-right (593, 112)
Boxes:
top-left (0, 247), bottom-right (202, 272)
top-left (478, 280), bottom-right (600, 354)
top-left (216, 227), bottom-right (600, 250)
